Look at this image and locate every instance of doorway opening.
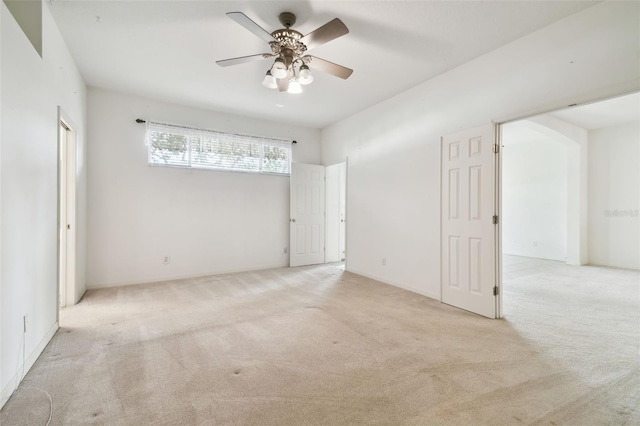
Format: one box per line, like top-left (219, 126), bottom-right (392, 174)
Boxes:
top-left (289, 161), bottom-right (348, 268)
top-left (58, 111), bottom-right (77, 309)
top-left (499, 92), bottom-right (640, 318)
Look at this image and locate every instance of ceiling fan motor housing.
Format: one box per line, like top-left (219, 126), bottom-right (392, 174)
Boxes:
top-left (270, 12), bottom-right (307, 61)
top-left (278, 12), bottom-right (296, 28)
top-left (270, 29), bottom-right (307, 60)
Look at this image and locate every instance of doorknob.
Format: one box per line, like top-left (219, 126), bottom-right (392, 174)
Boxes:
top-left (290, 218), bottom-right (296, 222)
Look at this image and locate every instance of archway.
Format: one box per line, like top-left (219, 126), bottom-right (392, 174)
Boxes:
top-left (501, 116), bottom-right (587, 265)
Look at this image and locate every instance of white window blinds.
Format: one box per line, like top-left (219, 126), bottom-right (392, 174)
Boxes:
top-left (146, 122), bottom-right (291, 175)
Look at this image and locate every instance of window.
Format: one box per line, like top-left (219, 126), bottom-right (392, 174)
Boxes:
top-left (146, 122), bottom-right (291, 175)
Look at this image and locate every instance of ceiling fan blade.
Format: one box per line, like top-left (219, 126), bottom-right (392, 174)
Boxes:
top-left (276, 77), bottom-right (290, 92)
top-left (301, 18), bottom-right (349, 51)
top-left (216, 53), bottom-right (273, 67)
top-left (304, 56), bottom-right (353, 79)
top-left (227, 12), bottom-right (275, 43)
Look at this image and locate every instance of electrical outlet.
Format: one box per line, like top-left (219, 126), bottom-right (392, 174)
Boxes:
top-left (162, 256), bottom-right (171, 265)
top-left (382, 257), bottom-right (387, 266)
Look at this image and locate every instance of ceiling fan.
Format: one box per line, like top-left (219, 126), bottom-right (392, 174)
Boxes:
top-left (216, 11), bottom-right (353, 94)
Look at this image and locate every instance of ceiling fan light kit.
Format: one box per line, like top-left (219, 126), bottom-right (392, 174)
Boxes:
top-left (217, 11), bottom-right (353, 94)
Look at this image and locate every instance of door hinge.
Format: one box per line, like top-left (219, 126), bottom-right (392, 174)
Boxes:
top-left (492, 144), bottom-right (500, 154)
top-left (492, 215), bottom-right (499, 225)
top-left (493, 286), bottom-right (499, 296)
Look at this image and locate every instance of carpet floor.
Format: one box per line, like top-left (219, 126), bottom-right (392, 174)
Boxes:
top-left (1, 257), bottom-right (639, 425)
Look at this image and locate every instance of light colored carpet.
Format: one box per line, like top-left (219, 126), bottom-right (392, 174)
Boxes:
top-left (1, 258), bottom-right (639, 425)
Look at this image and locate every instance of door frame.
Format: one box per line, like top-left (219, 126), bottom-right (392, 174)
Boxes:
top-left (495, 123), bottom-right (503, 319)
top-left (58, 107), bottom-right (77, 309)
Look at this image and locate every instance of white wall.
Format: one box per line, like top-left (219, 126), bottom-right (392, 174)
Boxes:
top-left (1, 1), bottom-right (87, 408)
top-left (501, 116), bottom-right (589, 265)
top-left (321, 2), bottom-right (639, 299)
top-left (86, 88), bottom-right (321, 288)
top-left (588, 122), bottom-right (640, 270)
top-left (526, 115), bottom-right (589, 265)
top-left (502, 136), bottom-right (568, 261)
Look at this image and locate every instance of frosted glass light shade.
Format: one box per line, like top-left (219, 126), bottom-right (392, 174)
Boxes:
top-left (298, 65), bottom-right (314, 85)
top-left (287, 79), bottom-right (303, 94)
top-left (271, 58), bottom-right (288, 79)
top-left (262, 71), bottom-right (277, 89)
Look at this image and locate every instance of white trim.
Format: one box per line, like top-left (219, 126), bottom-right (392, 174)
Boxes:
top-left (0, 322), bottom-right (58, 410)
top-left (494, 124), bottom-right (503, 319)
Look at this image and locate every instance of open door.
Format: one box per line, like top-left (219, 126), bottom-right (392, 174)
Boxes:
top-left (290, 163), bottom-right (325, 267)
top-left (339, 161), bottom-right (346, 262)
top-left (441, 124), bottom-right (499, 318)
top-left (58, 117), bottom-right (76, 308)
top-left (325, 162), bottom-right (346, 263)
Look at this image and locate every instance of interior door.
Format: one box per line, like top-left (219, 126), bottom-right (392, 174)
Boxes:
top-left (339, 162), bottom-right (346, 261)
top-left (325, 162), bottom-right (346, 263)
top-left (59, 122), bottom-right (68, 308)
top-left (290, 163), bottom-right (325, 267)
top-left (59, 119), bottom-right (76, 308)
top-left (441, 124), bottom-right (498, 318)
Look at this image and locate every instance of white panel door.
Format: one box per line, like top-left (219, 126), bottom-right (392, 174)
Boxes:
top-left (441, 124), bottom-right (497, 318)
top-left (59, 120), bottom-right (76, 308)
top-left (290, 163), bottom-right (326, 267)
top-left (339, 162), bottom-right (346, 261)
top-left (325, 162), bottom-right (347, 263)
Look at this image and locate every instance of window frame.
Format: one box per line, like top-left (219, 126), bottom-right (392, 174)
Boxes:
top-left (145, 121), bottom-right (292, 176)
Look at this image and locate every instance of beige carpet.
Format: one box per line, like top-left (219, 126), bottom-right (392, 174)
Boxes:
top-left (2, 258), bottom-right (639, 425)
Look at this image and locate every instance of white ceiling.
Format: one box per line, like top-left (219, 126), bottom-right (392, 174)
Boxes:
top-left (503, 92), bottom-right (639, 145)
top-left (49, 1), bottom-right (598, 129)
top-left (549, 93), bottom-right (640, 130)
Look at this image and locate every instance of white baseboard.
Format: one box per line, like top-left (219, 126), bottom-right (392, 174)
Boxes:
top-left (0, 321), bottom-right (59, 410)
top-left (87, 262), bottom-right (290, 289)
top-left (346, 268), bottom-right (440, 301)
